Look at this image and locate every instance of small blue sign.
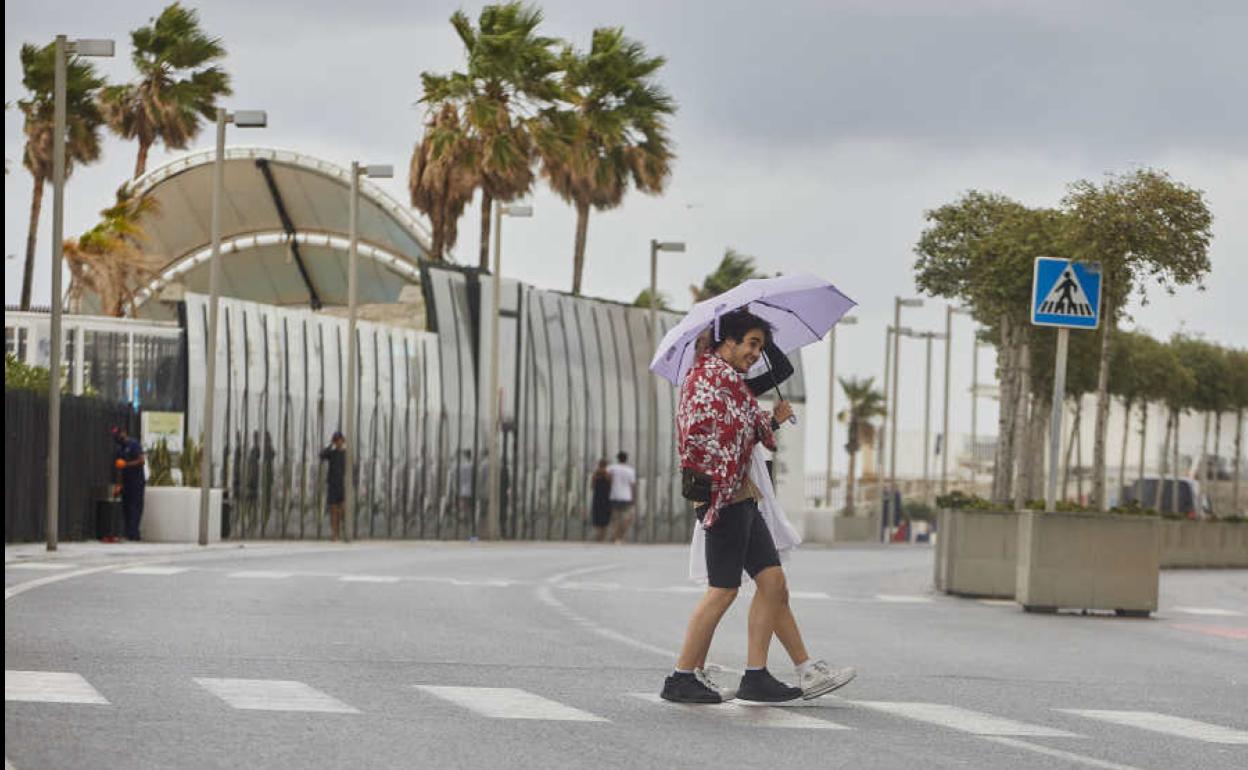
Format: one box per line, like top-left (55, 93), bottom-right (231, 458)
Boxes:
top-left (1031, 258), bottom-right (1102, 329)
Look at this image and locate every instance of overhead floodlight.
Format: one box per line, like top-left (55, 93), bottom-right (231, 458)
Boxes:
top-left (839, 315), bottom-right (859, 325)
top-left (501, 204), bottom-right (533, 217)
top-left (232, 110), bottom-right (268, 128)
top-left (70, 39), bottom-right (115, 57)
top-left (898, 298), bottom-right (924, 308)
top-left (656, 241), bottom-right (686, 253)
top-left (364, 164), bottom-right (394, 179)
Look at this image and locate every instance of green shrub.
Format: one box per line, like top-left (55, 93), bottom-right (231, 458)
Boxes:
top-left (5, 353), bottom-right (50, 391)
top-left (934, 490), bottom-right (995, 511)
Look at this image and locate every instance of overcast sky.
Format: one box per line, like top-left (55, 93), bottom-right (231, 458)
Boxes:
top-left (6, 0), bottom-right (1247, 474)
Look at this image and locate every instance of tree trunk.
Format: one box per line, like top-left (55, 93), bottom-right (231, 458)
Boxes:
top-left (571, 199), bottom-right (590, 296)
top-left (1200, 412), bottom-right (1211, 489)
top-left (1076, 399), bottom-right (1085, 504)
top-left (1136, 401), bottom-right (1148, 489)
top-left (21, 173), bottom-right (47, 311)
top-left (134, 138), bottom-right (152, 179)
top-left (1024, 392), bottom-right (1050, 501)
top-left (992, 318), bottom-right (1019, 506)
top-left (1012, 340), bottom-right (1031, 511)
top-left (845, 447), bottom-right (858, 515)
top-left (1153, 409), bottom-right (1172, 511)
top-left (1090, 302), bottom-right (1116, 511)
top-left (1117, 398), bottom-right (1132, 503)
top-left (1171, 410), bottom-right (1182, 513)
top-left (478, 189), bottom-right (493, 271)
top-left (1211, 412), bottom-right (1223, 515)
top-left (1233, 409), bottom-right (1243, 514)
top-left (1062, 399), bottom-right (1078, 502)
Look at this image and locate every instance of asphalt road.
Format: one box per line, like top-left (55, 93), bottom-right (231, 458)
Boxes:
top-left (5, 541), bottom-right (1247, 770)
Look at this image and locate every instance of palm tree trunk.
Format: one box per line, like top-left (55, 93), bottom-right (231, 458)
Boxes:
top-left (134, 138), bottom-right (152, 179)
top-left (1153, 410), bottom-right (1172, 511)
top-left (571, 199), bottom-right (590, 296)
top-left (1090, 303), bottom-right (1115, 511)
top-left (1117, 398), bottom-right (1132, 502)
top-left (21, 173), bottom-right (47, 311)
top-left (478, 189), bottom-right (493, 271)
top-left (845, 445), bottom-right (858, 515)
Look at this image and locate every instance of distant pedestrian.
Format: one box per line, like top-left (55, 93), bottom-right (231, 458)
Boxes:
top-left (590, 459), bottom-right (612, 542)
top-left (319, 431), bottom-right (346, 541)
top-left (111, 426), bottom-right (146, 541)
top-left (454, 449), bottom-right (475, 528)
top-left (606, 451), bottom-right (637, 543)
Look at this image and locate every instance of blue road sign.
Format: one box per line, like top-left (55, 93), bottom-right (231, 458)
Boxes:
top-left (1031, 257), bottom-right (1102, 329)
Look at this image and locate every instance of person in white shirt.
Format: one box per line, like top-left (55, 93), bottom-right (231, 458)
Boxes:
top-left (606, 451), bottom-right (637, 544)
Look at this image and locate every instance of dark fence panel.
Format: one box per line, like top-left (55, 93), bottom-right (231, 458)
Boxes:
top-left (4, 389), bottom-right (137, 543)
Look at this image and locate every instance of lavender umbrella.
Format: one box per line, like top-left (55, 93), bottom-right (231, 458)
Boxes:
top-left (649, 273), bottom-right (857, 386)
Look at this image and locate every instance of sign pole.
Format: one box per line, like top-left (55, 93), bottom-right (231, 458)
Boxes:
top-left (1045, 327), bottom-right (1069, 512)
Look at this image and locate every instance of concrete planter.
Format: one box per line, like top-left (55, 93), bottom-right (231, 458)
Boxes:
top-left (142, 487), bottom-right (223, 543)
top-left (934, 509), bottom-right (1019, 598)
top-left (1160, 520), bottom-right (1248, 568)
top-left (800, 510), bottom-right (880, 545)
top-left (1016, 511), bottom-right (1160, 616)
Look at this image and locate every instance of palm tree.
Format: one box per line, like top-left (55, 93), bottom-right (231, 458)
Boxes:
top-left (17, 42), bottom-right (106, 311)
top-left (420, 2), bottom-right (561, 269)
top-left (689, 248), bottom-right (764, 302)
top-left (98, 2), bottom-right (231, 179)
top-left (838, 376), bottom-right (887, 515)
top-left (632, 287), bottom-right (671, 310)
top-left (64, 187), bottom-right (161, 317)
top-left (540, 27), bottom-right (675, 295)
top-left (409, 103), bottom-right (479, 260)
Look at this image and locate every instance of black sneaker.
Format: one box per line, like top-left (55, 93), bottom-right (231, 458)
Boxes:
top-left (736, 668), bottom-right (803, 703)
top-left (660, 672), bottom-right (724, 704)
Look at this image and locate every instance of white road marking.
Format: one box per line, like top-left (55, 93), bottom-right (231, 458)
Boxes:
top-left (875, 594), bottom-right (933, 603)
top-left (853, 701), bottom-right (1078, 737)
top-left (226, 570), bottom-right (292, 580)
top-left (1171, 606), bottom-right (1244, 617)
top-left (978, 599), bottom-right (1017, 607)
top-left (338, 575), bottom-right (400, 583)
top-left (631, 693), bottom-right (848, 729)
top-left (1059, 709), bottom-right (1248, 744)
top-left (5, 671), bottom-right (109, 704)
top-left (5, 563), bottom-right (78, 571)
top-left (981, 737), bottom-right (1148, 770)
top-left (537, 566), bottom-right (682, 660)
top-left (194, 678), bottom-right (359, 713)
top-left (416, 686), bottom-right (608, 722)
top-left (116, 566), bottom-right (188, 576)
top-left (790, 590), bottom-right (832, 600)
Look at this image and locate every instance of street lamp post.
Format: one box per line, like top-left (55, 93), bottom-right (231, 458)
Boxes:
top-left (197, 108), bottom-right (267, 546)
top-left (344, 161), bottom-right (394, 543)
top-left (486, 203), bottom-right (532, 541)
top-left (825, 315), bottom-right (857, 508)
top-left (888, 297), bottom-right (923, 527)
top-left (917, 330), bottom-right (948, 504)
top-left (878, 325), bottom-right (893, 518)
top-left (46, 35), bottom-right (114, 552)
top-left (648, 239), bottom-right (684, 539)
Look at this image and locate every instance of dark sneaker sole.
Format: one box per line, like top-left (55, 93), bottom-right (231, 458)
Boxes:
top-left (802, 670), bottom-right (857, 700)
top-left (736, 689), bottom-right (803, 703)
top-left (660, 692), bottom-right (723, 704)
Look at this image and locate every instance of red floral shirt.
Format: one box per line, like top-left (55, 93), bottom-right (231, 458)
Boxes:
top-left (677, 352), bottom-right (776, 528)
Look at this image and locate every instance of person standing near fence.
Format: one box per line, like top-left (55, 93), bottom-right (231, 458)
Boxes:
top-left (320, 431), bottom-right (347, 541)
top-left (606, 451), bottom-right (637, 543)
top-left (111, 427), bottom-right (146, 541)
top-left (590, 459), bottom-right (613, 542)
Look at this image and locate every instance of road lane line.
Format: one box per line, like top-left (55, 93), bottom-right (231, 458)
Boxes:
top-left (6, 562), bottom-right (79, 571)
top-left (194, 678), bottom-right (359, 713)
top-left (5, 671), bottom-right (109, 705)
top-left (339, 575), bottom-right (401, 583)
top-left (416, 686), bottom-right (608, 722)
top-left (537, 565), bottom-right (682, 660)
top-left (790, 590), bottom-right (833, 600)
top-left (853, 701), bottom-right (1078, 737)
top-left (115, 566), bottom-right (189, 576)
top-left (226, 570), bottom-right (293, 580)
top-left (875, 594), bottom-right (933, 603)
top-left (630, 693), bottom-right (848, 729)
top-left (1171, 606), bottom-right (1243, 617)
top-left (1059, 709), bottom-right (1248, 744)
top-left (1168, 623), bottom-right (1248, 640)
top-left (981, 737), bottom-right (1149, 770)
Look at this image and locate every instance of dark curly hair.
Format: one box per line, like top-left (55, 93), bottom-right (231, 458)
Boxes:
top-left (714, 308), bottom-right (773, 348)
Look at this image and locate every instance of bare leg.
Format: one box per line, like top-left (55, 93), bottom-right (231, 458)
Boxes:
top-left (329, 504), bottom-right (342, 541)
top-left (747, 566), bottom-right (788, 668)
top-left (773, 602), bottom-right (810, 667)
top-left (675, 587), bottom-right (738, 671)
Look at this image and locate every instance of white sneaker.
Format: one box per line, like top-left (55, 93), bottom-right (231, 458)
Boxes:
top-left (696, 665), bottom-right (736, 701)
top-left (798, 659), bottom-right (856, 699)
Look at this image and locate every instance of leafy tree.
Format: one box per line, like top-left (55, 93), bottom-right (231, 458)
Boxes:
top-left (1062, 169), bottom-right (1213, 510)
top-left (17, 42), bottom-right (106, 310)
top-left (540, 26), bottom-right (675, 294)
top-left (632, 287), bottom-right (670, 310)
top-left (99, 3), bottom-right (231, 179)
top-left (409, 103), bottom-right (478, 260)
top-left (1151, 337), bottom-right (1197, 511)
top-left (1171, 335), bottom-right (1232, 509)
top-left (420, 2), bottom-right (561, 269)
top-left (838, 376), bottom-right (887, 515)
top-left (689, 248), bottom-right (763, 301)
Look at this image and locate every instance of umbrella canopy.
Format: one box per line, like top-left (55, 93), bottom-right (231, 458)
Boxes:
top-left (649, 273), bottom-right (856, 386)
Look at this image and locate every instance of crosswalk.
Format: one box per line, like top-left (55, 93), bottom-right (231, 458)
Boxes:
top-left (6, 669), bottom-right (1245, 745)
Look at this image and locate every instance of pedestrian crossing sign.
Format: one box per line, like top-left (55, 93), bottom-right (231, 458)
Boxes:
top-left (1031, 257), bottom-right (1102, 329)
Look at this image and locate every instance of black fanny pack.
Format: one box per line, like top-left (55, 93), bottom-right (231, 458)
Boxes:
top-left (681, 469), bottom-right (712, 503)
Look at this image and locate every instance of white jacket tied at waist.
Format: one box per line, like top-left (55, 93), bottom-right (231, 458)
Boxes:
top-left (689, 445), bottom-right (802, 583)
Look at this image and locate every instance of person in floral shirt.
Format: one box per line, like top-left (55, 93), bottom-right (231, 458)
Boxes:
top-left (661, 308), bottom-right (856, 705)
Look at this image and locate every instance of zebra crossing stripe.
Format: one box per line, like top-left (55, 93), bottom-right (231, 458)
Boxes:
top-left (853, 701), bottom-right (1078, 737)
top-left (194, 678), bottom-right (359, 713)
top-left (339, 575), bottom-right (401, 583)
top-left (226, 571), bottom-right (292, 580)
top-left (416, 686), bottom-right (608, 722)
top-left (5, 671), bottom-right (109, 704)
top-left (632, 694), bottom-right (848, 729)
top-left (1058, 709), bottom-right (1248, 744)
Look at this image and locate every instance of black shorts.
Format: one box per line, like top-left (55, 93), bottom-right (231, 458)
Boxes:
top-left (699, 499), bottom-right (781, 589)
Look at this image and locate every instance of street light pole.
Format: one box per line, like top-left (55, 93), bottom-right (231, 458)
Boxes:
top-left (970, 333), bottom-right (980, 490)
top-left (648, 239), bottom-right (684, 540)
top-left (825, 316), bottom-right (857, 508)
top-left (487, 203), bottom-right (532, 541)
top-left (343, 162), bottom-right (393, 543)
top-left (878, 325), bottom-right (893, 518)
top-left (888, 297), bottom-right (923, 526)
top-left (918, 330), bottom-right (947, 504)
top-left (47, 36), bottom-right (113, 552)
top-left (198, 108), bottom-right (266, 546)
